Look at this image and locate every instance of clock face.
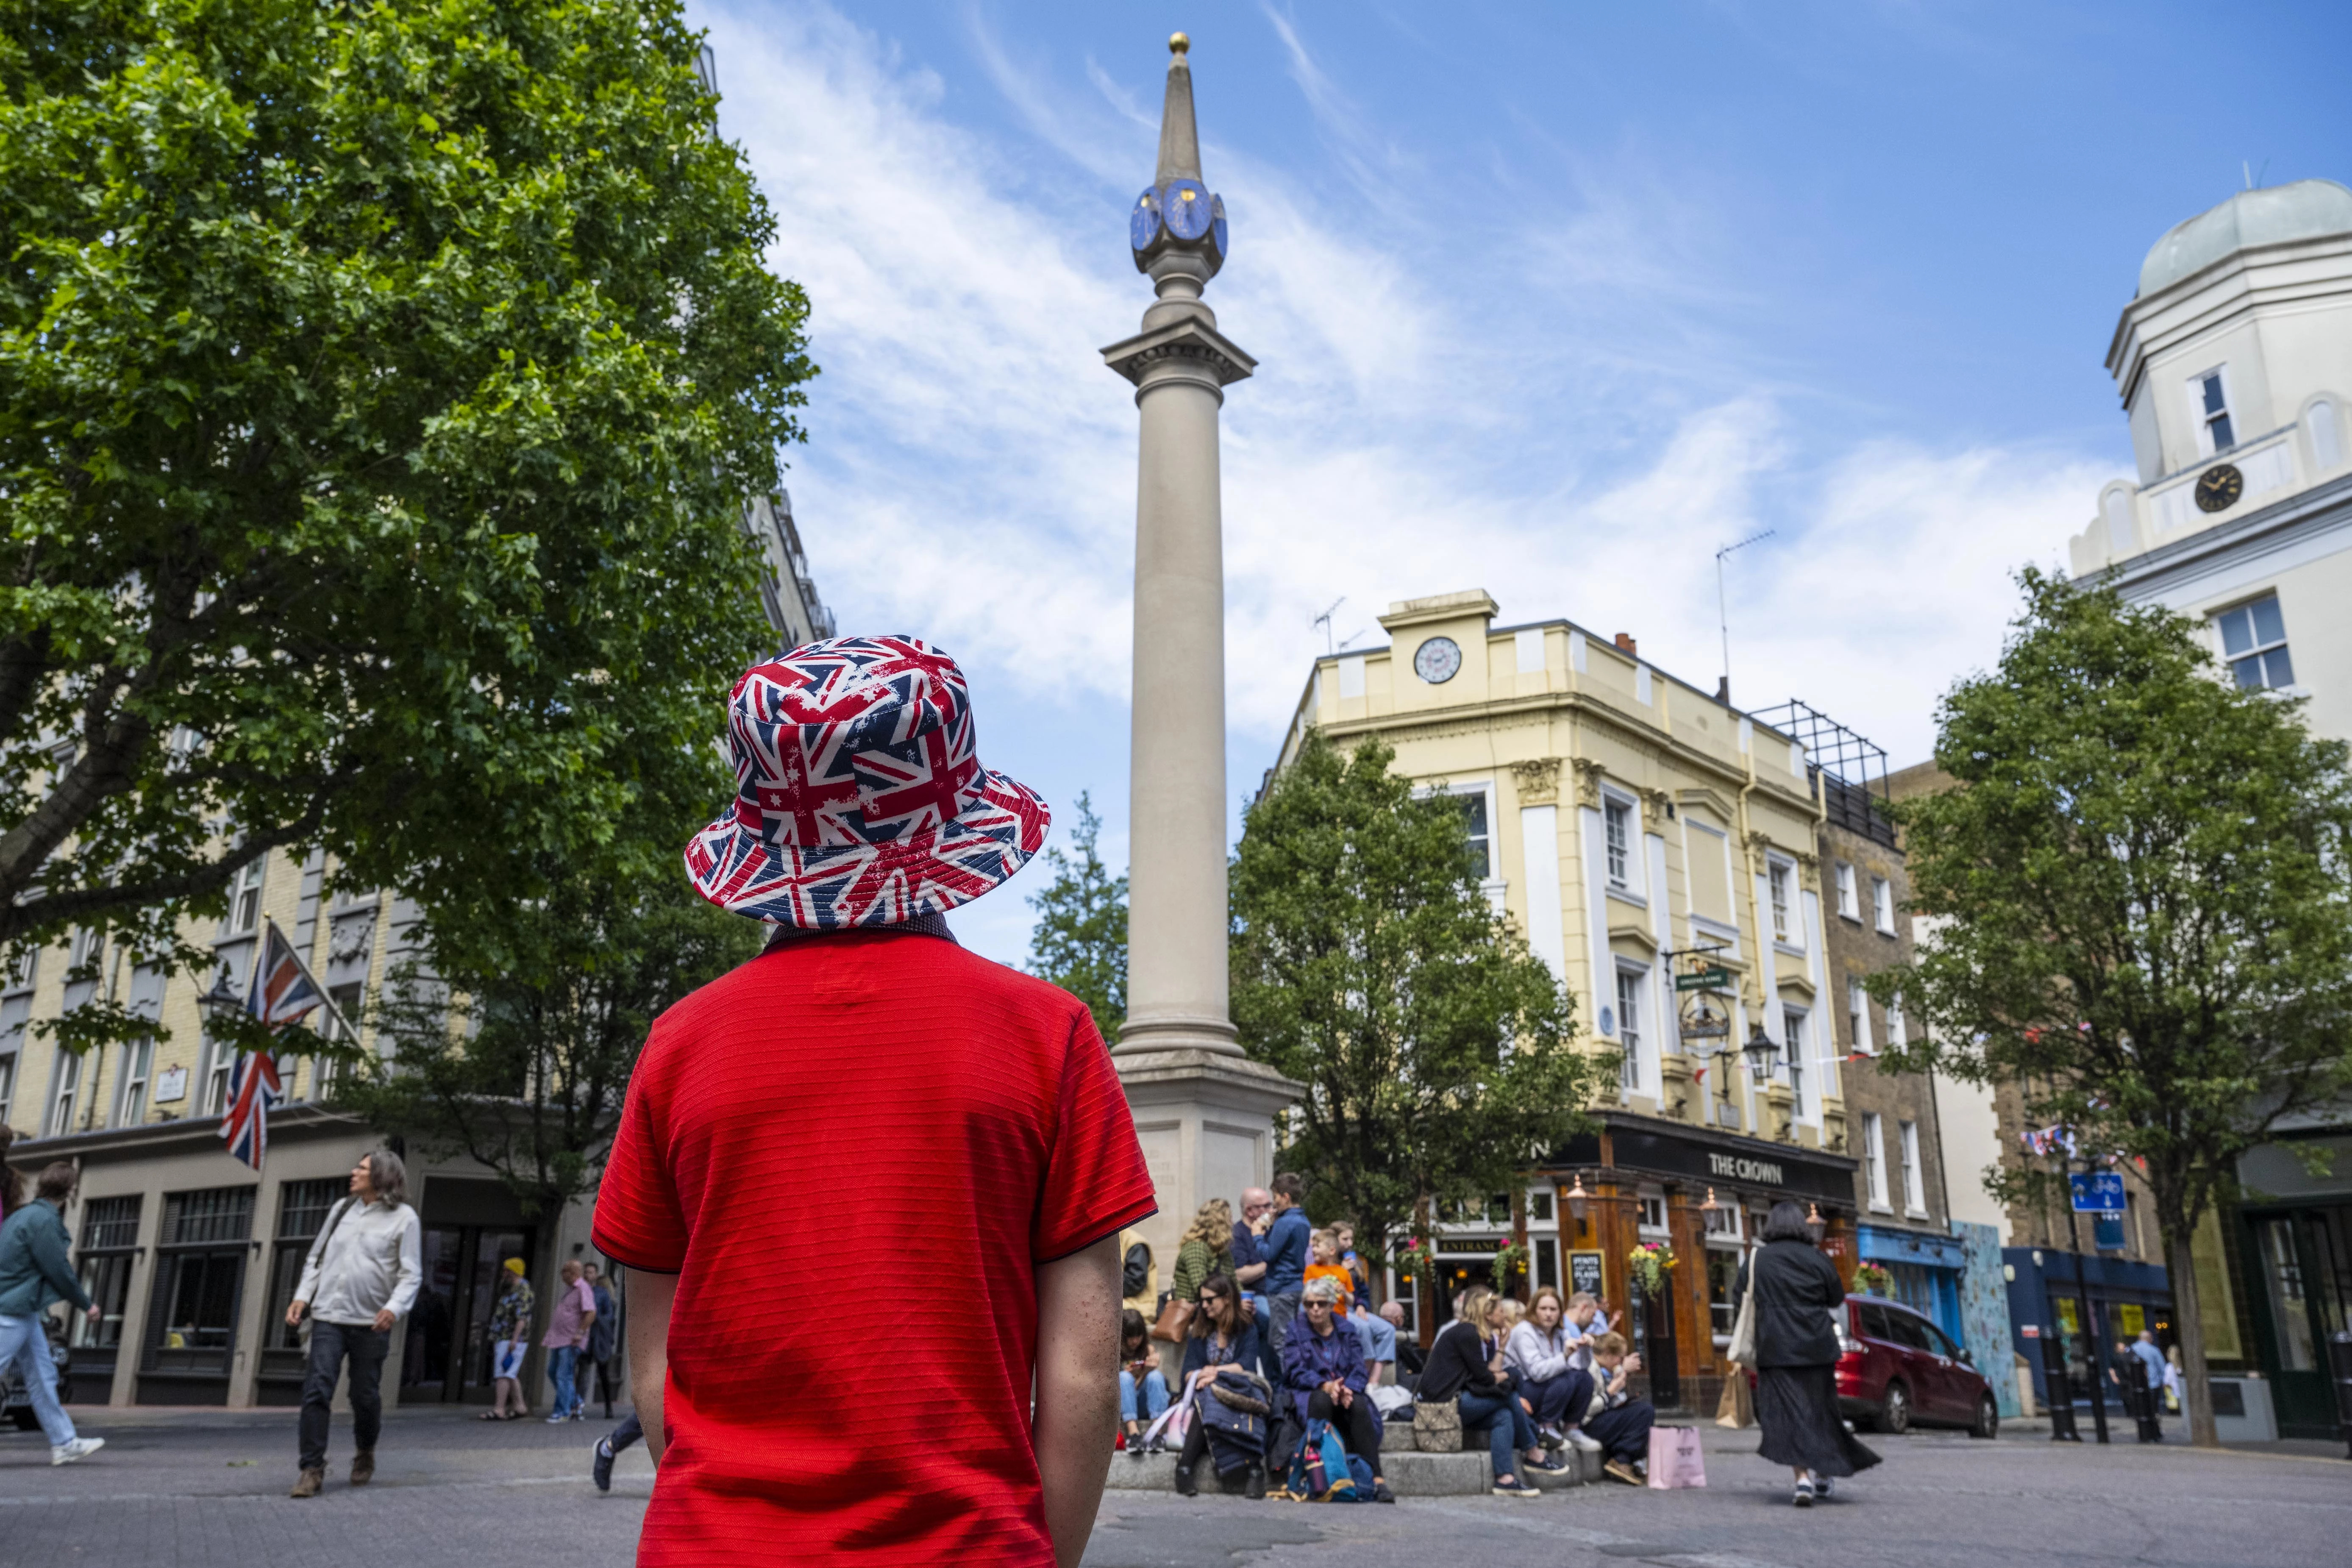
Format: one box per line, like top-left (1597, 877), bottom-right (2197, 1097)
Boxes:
top-left (1129, 189), bottom-right (1162, 252)
top-left (1163, 178), bottom-right (1212, 241)
top-left (2194, 463), bottom-right (2244, 514)
top-left (1413, 636), bottom-right (1463, 684)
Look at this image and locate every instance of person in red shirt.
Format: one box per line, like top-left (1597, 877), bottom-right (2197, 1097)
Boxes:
top-left (595, 636), bottom-right (1154, 1568)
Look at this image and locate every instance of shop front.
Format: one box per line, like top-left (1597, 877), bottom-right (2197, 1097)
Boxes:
top-left (2231, 1131), bottom-right (2352, 1440)
top-left (1857, 1223), bottom-right (1967, 1344)
top-left (2002, 1247), bottom-right (2172, 1421)
top-left (1544, 1112), bottom-right (1860, 1416)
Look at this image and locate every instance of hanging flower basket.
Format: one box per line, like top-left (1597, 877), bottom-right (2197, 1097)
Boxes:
top-left (1491, 1240), bottom-right (1530, 1288)
top-left (1852, 1262), bottom-right (1894, 1297)
top-left (1626, 1241), bottom-right (1677, 1297)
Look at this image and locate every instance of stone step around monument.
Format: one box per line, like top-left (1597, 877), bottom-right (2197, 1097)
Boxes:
top-left (1102, 1443), bottom-right (1599, 1497)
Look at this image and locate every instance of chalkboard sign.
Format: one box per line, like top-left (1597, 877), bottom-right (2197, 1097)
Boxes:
top-left (1569, 1249), bottom-right (1604, 1300)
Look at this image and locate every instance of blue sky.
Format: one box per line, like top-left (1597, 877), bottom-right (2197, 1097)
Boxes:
top-left (691, 0), bottom-right (2351, 965)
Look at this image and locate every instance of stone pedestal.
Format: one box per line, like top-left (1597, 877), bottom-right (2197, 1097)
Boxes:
top-left (1114, 1046), bottom-right (1300, 1273)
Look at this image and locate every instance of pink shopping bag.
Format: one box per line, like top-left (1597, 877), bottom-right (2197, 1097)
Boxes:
top-left (1646, 1424), bottom-right (1707, 1489)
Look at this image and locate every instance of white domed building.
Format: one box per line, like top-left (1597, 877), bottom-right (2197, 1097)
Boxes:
top-left (2067, 179), bottom-right (2352, 1446)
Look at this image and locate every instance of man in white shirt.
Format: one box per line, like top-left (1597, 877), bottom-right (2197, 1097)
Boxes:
top-left (285, 1150), bottom-right (421, 1498)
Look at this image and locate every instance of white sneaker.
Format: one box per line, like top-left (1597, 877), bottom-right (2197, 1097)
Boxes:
top-left (52, 1437), bottom-right (105, 1466)
top-left (1565, 1429), bottom-right (1603, 1454)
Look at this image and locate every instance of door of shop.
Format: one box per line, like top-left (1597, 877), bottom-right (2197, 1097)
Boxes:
top-left (1632, 1275), bottom-right (1680, 1410)
top-left (399, 1225), bottom-right (535, 1404)
top-left (2245, 1207), bottom-right (2351, 1437)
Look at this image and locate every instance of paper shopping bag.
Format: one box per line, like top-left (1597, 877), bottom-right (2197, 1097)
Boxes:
top-left (1647, 1424), bottom-right (1707, 1489)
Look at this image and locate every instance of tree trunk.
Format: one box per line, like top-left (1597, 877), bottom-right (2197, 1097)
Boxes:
top-left (2166, 1225), bottom-right (2219, 1448)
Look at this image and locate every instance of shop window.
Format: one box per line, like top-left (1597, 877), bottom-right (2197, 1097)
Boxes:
top-left (1528, 1190), bottom-right (1554, 1223)
top-left (144, 1186), bottom-right (257, 1379)
top-left (1535, 1237), bottom-right (1560, 1290)
top-left (1702, 1203), bottom-right (1743, 1241)
top-left (1707, 1247), bottom-right (1742, 1342)
top-left (1386, 1270), bottom-right (1418, 1336)
top-left (264, 1179), bottom-right (346, 1358)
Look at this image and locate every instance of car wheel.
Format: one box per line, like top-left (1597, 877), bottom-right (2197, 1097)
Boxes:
top-left (1971, 1392), bottom-right (1998, 1440)
top-left (1880, 1381), bottom-right (1911, 1436)
top-left (9, 1406), bottom-right (41, 1432)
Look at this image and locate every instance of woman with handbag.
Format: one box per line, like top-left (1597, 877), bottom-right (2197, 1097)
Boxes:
top-left (1118, 1309), bottom-right (1171, 1450)
top-left (1175, 1273), bottom-right (1269, 1498)
top-left (1732, 1201), bottom-right (1881, 1507)
top-left (1416, 1286), bottom-right (1563, 1496)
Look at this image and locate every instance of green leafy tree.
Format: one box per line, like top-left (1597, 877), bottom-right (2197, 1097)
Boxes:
top-left (0, 0), bottom-right (811, 1038)
top-left (1025, 790), bottom-right (1127, 1041)
top-left (1231, 731), bottom-right (1601, 1299)
top-left (1874, 569), bottom-right (2352, 1447)
top-left (345, 820), bottom-right (761, 1256)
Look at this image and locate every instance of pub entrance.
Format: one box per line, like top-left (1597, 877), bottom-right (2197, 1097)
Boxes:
top-left (404, 1177), bottom-right (537, 1405)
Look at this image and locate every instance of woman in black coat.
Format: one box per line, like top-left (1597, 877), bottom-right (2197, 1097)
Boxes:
top-left (1732, 1201), bottom-right (1880, 1506)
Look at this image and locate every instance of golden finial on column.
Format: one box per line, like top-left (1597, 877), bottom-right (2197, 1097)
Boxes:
top-left (1170, 32), bottom-right (1190, 54)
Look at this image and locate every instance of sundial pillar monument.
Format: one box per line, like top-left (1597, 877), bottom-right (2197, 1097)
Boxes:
top-left (1101, 34), bottom-right (1299, 1270)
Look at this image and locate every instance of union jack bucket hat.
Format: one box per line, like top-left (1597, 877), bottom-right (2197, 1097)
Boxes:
top-left (685, 635), bottom-right (1051, 929)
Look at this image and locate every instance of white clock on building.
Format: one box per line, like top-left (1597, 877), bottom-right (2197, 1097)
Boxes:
top-left (1413, 636), bottom-right (1463, 684)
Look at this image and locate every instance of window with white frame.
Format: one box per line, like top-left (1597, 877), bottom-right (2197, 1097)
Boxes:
top-left (114, 1036), bottom-right (154, 1127)
top-left (1783, 1007), bottom-right (1808, 1112)
top-left (1768, 861), bottom-right (1794, 944)
top-left (200, 1036), bottom-right (234, 1118)
top-left (1848, 979), bottom-right (1873, 1054)
top-left (46, 1049), bottom-right (82, 1137)
top-left (222, 853), bottom-right (266, 936)
top-left (0, 1052), bottom-right (14, 1125)
top-left (1900, 1120), bottom-right (1926, 1212)
top-left (7, 947), bottom-right (33, 991)
top-left (1604, 796), bottom-right (1632, 888)
top-left (68, 923), bottom-right (102, 976)
top-left (2192, 367), bottom-right (2235, 453)
top-left (1446, 787), bottom-right (1492, 881)
top-left (1863, 1112), bottom-right (1889, 1209)
top-left (1835, 862), bottom-right (1859, 920)
top-left (1637, 1190), bottom-right (1668, 1234)
top-left (1887, 990), bottom-right (1908, 1051)
top-left (1615, 967), bottom-right (1645, 1091)
top-left (2214, 596), bottom-right (2294, 692)
top-left (1871, 876), bottom-right (1894, 935)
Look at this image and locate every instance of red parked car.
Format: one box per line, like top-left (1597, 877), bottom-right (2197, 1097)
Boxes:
top-left (1835, 1294), bottom-right (1999, 1438)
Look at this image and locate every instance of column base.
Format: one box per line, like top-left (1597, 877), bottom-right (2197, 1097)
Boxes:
top-left (1113, 1048), bottom-right (1302, 1287)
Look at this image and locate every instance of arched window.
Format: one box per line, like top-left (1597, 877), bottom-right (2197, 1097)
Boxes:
top-left (2307, 399), bottom-right (2342, 472)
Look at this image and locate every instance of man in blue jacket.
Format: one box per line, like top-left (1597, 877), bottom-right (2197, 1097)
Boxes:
top-left (1260, 1173), bottom-right (1312, 1373)
top-left (0, 1161), bottom-right (105, 1465)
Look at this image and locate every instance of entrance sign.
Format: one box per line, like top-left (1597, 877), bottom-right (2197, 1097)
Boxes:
top-left (2069, 1171), bottom-right (2125, 1214)
top-left (1569, 1250), bottom-right (1605, 1300)
top-left (1675, 967), bottom-right (1731, 992)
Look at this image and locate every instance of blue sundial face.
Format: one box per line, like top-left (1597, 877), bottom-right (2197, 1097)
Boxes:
top-left (1163, 178), bottom-right (1212, 241)
top-left (1129, 188), bottom-right (1162, 252)
top-left (1211, 194), bottom-right (1228, 256)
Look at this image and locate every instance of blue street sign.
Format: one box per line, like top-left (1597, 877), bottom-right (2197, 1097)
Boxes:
top-left (2069, 1171), bottom-right (2125, 1214)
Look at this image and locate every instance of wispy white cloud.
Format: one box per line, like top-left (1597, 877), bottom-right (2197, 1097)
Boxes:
top-left (692, 0), bottom-right (2109, 957)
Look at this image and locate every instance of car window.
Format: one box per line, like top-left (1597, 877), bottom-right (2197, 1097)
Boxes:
top-left (1857, 1302), bottom-right (1893, 1342)
top-left (1880, 1309), bottom-right (1933, 1352)
top-left (1920, 1320), bottom-right (1961, 1358)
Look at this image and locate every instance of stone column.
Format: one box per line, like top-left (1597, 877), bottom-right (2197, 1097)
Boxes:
top-left (1100, 35), bottom-right (1298, 1272)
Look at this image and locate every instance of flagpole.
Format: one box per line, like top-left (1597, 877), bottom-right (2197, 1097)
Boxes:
top-left (264, 915), bottom-right (359, 1045)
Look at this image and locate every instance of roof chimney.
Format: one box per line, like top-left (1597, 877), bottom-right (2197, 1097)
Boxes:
top-left (1614, 632), bottom-right (1638, 656)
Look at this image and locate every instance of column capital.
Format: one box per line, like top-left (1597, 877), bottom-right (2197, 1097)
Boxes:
top-left (1101, 317), bottom-right (1257, 391)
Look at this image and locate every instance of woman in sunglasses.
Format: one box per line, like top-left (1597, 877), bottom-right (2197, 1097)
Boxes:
top-left (1174, 1273), bottom-right (1268, 1498)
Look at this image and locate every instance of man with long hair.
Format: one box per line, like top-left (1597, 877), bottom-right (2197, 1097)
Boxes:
top-left (285, 1149), bottom-right (420, 1497)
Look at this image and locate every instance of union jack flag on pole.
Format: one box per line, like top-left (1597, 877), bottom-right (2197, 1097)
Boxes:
top-left (218, 918), bottom-right (332, 1170)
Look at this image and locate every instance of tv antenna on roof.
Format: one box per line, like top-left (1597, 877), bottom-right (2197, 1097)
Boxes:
top-left (1312, 598), bottom-right (1345, 656)
top-left (2243, 158), bottom-right (2269, 191)
top-left (1715, 529), bottom-right (1776, 704)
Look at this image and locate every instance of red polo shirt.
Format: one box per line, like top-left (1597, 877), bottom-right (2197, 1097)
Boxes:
top-left (592, 928), bottom-right (1155, 1566)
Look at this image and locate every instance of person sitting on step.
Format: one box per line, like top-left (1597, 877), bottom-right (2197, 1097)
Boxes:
top-left (1118, 1308), bottom-right (1170, 1451)
top-left (1504, 1285), bottom-right (1601, 1454)
top-left (1581, 1331), bottom-right (1658, 1486)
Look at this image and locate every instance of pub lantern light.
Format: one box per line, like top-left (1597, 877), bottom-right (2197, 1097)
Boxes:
top-left (1741, 1024), bottom-right (1779, 1086)
top-left (1699, 1186), bottom-right (1721, 1214)
top-left (197, 970), bottom-right (244, 1027)
top-left (1565, 1172), bottom-right (1590, 1223)
top-left (1806, 1201), bottom-right (1826, 1243)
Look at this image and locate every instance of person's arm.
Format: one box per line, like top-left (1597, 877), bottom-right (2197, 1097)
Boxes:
top-left (1034, 1235), bottom-right (1120, 1568)
top-left (1234, 1259), bottom-right (1267, 1286)
top-left (626, 1268), bottom-right (679, 1462)
top-left (377, 1210), bottom-right (423, 1331)
top-left (32, 1215), bottom-right (93, 1312)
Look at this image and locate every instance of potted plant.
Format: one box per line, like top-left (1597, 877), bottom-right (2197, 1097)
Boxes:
top-left (1626, 1240), bottom-right (1677, 1296)
top-left (1852, 1261), bottom-right (1894, 1297)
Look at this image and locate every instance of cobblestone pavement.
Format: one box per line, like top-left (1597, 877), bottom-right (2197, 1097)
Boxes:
top-left (6, 1405), bottom-right (2346, 1568)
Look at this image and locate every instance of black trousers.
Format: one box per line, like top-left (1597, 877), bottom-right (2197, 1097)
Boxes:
top-left (578, 1354), bottom-right (620, 1414)
top-left (298, 1320), bottom-right (389, 1471)
top-left (1307, 1389), bottom-right (1383, 1477)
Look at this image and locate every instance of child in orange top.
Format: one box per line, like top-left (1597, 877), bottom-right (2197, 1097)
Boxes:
top-left (1304, 1228), bottom-right (1355, 1314)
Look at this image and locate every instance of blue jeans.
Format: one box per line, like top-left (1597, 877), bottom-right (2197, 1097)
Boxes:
top-left (1119, 1368), bottom-right (1170, 1421)
top-left (1460, 1388), bottom-right (1537, 1484)
top-left (0, 1313), bottom-right (75, 1447)
top-left (1520, 1369), bottom-right (1594, 1430)
top-left (547, 1345), bottom-right (581, 1418)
